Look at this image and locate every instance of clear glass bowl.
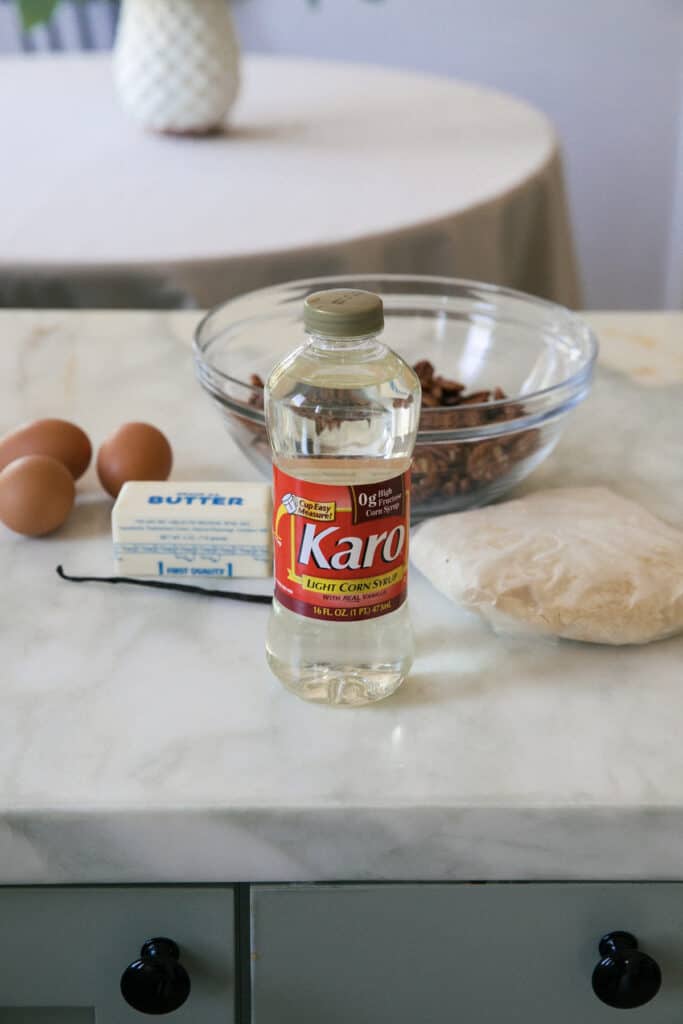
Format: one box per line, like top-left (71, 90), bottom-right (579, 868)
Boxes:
top-left (194, 275), bottom-right (598, 521)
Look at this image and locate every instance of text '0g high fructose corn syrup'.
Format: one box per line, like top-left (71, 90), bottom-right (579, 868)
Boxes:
top-left (264, 289), bottom-right (421, 706)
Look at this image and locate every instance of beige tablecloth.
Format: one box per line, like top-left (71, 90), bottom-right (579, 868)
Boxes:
top-left (0, 54), bottom-right (580, 309)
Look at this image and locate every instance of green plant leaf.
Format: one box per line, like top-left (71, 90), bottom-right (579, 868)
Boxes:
top-left (17, 0), bottom-right (59, 29)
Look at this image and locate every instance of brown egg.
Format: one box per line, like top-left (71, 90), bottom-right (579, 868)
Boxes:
top-left (0, 455), bottom-right (75, 537)
top-left (0, 418), bottom-right (92, 480)
top-left (97, 422), bottom-right (173, 498)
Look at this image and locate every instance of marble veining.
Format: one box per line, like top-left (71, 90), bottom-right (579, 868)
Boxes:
top-left (0, 310), bottom-right (682, 883)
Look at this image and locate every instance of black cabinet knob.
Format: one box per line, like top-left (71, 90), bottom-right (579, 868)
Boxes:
top-left (120, 937), bottom-right (191, 1015)
top-left (592, 931), bottom-right (662, 1009)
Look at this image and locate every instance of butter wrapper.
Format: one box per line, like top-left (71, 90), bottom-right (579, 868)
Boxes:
top-left (112, 482), bottom-right (272, 579)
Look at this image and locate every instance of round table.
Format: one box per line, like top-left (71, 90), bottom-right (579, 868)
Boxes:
top-left (0, 54), bottom-right (580, 309)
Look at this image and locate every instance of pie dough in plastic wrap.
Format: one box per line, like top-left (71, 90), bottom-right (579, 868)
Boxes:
top-left (411, 487), bottom-right (683, 645)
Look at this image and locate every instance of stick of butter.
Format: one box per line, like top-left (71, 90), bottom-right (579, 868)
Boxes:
top-left (112, 481), bottom-right (272, 579)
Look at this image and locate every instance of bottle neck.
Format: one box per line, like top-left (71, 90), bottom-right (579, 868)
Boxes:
top-left (306, 330), bottom-right (382, 354)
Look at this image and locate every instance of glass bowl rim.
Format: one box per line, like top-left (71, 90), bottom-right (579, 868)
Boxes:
top-left (193, 274), bottom-right (599, 440)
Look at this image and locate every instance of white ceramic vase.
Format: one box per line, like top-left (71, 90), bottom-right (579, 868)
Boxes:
top-left (113, 0), bottom-right (241, 135)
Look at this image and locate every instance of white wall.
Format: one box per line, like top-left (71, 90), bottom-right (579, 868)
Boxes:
top-left (233, 0), bottom-right (683, 310)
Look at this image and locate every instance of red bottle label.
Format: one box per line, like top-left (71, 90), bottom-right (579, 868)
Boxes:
top-left (272, 466), bottom-right (410, 623)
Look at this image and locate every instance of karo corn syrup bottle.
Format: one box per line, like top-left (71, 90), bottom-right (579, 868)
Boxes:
top-left (264, 289), bottom-right (421, 705)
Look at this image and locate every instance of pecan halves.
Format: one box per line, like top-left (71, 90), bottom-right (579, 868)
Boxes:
top-left (245, 358), bottom-right (539, 506)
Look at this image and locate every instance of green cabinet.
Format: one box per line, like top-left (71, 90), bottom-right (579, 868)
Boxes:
top-left (250, 883), bottom-right (681, 1023)
top-left (0, 887), bottom-right (234, 1024)
top-left (3, 881), bottom-right (682, 1023)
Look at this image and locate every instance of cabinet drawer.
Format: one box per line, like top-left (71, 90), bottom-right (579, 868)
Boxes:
top-left (0, 886), bottom-right (234, 1024)
top-left (251, 883), bottom-right (682, 1024)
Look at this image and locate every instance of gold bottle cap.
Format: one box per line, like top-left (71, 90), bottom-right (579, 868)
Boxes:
top-left (304, 289), bottom-right (384, 339)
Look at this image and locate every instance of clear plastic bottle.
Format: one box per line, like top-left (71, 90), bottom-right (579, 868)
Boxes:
top-left (264, 289), bottom-right (421, 706)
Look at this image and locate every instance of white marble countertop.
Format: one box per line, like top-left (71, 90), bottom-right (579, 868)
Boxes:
top-left (1, 310), bottom-right (682, 884)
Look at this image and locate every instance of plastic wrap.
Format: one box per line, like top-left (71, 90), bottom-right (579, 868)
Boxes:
top-left (411, 487), bottom-right (683, 645)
